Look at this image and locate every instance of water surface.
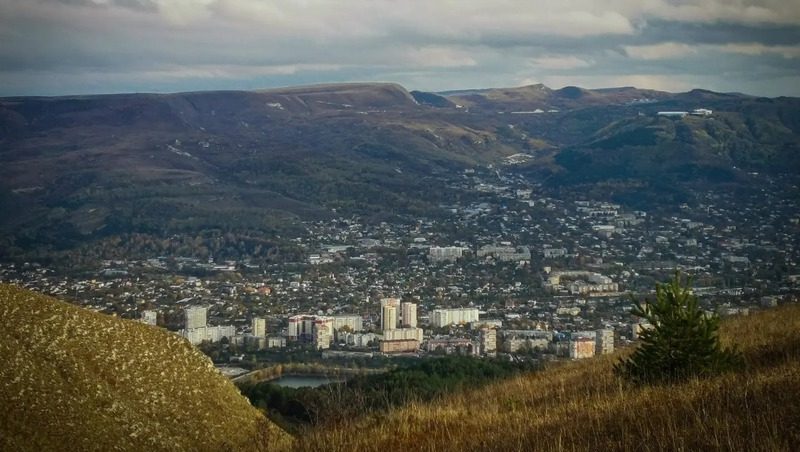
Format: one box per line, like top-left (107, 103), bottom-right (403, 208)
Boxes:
top-left (271, 375), bottom-right (343, 388)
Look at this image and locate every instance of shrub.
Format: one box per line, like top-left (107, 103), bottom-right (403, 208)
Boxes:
top-left (614, 273), bottom-right (743, 384)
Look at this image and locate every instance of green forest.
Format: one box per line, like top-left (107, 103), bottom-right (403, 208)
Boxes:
top-left (238, 356), bottom-right (538, 431)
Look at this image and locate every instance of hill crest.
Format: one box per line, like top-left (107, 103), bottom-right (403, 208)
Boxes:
top-left (0, 284), bottom-right (291, 451)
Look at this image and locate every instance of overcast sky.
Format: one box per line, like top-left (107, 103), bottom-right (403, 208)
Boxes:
top-left (1, 0), bottom-right (799, 96)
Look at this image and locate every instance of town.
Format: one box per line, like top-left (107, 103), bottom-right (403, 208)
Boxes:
top-left (2, 166), bottom-right (798, 374)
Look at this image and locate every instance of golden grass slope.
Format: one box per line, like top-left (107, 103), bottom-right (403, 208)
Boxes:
top-left (0, 284), bottom-right (292, 452)
top-left (296, 304), bottom-right (800, 452)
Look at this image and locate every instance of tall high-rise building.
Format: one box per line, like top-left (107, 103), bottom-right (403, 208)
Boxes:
top-left (400, 302), bottom-right (417, 328)
top-left (287, 315), bottom-right (335, 349)
top-left (382, 305), bottom-right (398, 332)
top-left (380, 298), bottom-right (400, 331)
top-left (596, 329), bottom-right (614, 355)
top-left (184, 306), bottom-right (207, 330)
top-left (287, 315), bottom-right (315, 341)
top-left (252, 317), bottom-right (267, 338)
top-left (479, 327), bottom-right (497, 355)
top-left (312, 317), bottom-right (334, 350)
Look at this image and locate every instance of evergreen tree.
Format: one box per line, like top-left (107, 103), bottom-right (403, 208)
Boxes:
top-left (614, 272), bottom-right (743, 384)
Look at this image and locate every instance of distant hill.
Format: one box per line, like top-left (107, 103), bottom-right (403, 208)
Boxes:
top-left (553, 108), bottom-right (800, 185)
top-left (0, 82), bottom-right (798, 261)
top-left (254, 82), bottom-right (420, 114)
top-left (442, 84), bottom-right (673, 111)
top-left (295, 304), bottom-right (800, 451)
top-left (410, 90), bottom-right (455, 108)
top-left (0, 284), bottom-right (292, 451)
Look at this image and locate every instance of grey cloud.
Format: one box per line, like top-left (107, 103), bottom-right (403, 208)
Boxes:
top-left (639, 20), bottom-right (800, 46)
top-left (48, 0), bottom-right (157, 12)
top-left (112, 0), bottom-right (158, 12)
top-left (1, 0), bottom-right (799, 96)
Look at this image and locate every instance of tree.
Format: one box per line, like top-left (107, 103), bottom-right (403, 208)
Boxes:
top-left (614, 272), bottom-right (743, 384)
top-left (338, 325), bottom-right (353, 334)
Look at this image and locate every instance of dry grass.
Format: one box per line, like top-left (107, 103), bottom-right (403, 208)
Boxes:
top-left (0, 284), bottom-right (292, 452)
top-left (294, 305), bottom-right (800, 452)
top-left (4, 282), bottom-right (794, 452)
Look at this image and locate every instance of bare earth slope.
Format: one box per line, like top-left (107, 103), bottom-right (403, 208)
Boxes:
top-left (0, 284), bottom-right (292, 452)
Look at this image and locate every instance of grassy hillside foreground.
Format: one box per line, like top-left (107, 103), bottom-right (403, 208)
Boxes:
top-left (295, 304), bottom-right (800, 451)
top-left (0, 284), bottom-right (292, 451)
top-left (1, 282), bottom-right (797, 451)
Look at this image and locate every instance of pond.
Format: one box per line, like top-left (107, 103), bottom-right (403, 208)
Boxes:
top-left (270, 375), bottom-right (344, 388)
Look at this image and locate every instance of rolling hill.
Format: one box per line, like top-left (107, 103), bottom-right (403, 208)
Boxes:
top-left (0, 284), bottom-right (292, 451)
top-left (553, 109), bottom-right (800, 184)
top-left (1, 82), bottom-right (798, 261)
top-left (0, 83), bottom-right (517, 262)
top-left (441, 84), bottom-right (686, 112)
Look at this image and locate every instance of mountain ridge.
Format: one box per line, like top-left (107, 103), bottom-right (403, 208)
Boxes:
top-left (1, 81), bottom-right (798, 261)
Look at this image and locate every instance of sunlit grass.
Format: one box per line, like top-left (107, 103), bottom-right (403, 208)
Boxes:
top-left (0, 284), bottom-right (292, 451)
top-left (293, 304), bottom-right (800, 451)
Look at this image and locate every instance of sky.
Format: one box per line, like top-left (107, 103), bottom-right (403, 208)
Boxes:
top-left (1, 0), bottom-right (799, 97)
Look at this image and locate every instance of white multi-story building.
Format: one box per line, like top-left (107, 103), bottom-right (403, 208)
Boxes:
top-left (431, 308), bottom-right (480, 327)
top-left (500, 330), bottom-right (553, 353)
top-left (382, 305), bottom-right (397, 332)
top-left (657, 111), bottom-right (688, 118)
top-left (287, 315), bottom-right (316, 341)
top-left (183, 328), bottom-right (208, 345)
top-left (181, 324), bottom-right (236, 345)
top-left (380, 298), bottom-right (400, 331)
top-left (287, 314), bottom-right (334, 349)
top-left (332, 315), bottom-right (363, 332)
top-left (380, 339), bottom-right (420, 354)
top-left (546, 271), bottom-right (619, 294)
top-left (428, 246), bottom-right (466, 263)
top-left (596, 329), bottom-right (614, 355)
top-left (426, 338), bottom-right (477, 355)
top-left (312, 317), bottom-right (334, 350)
top-left (400, 302), bottom-right (417, 328)
top-left (470, 319), bottom-right (503, 329)
top-left (206, 325), bottom-right (236, 343)
top-left (542, 247), bottom-right (567, 258)
top-left (141, 310), bottom-right (158, 326)
top-left (252, 317), bottom-right (267, 338)
top-left (569, 337), bottom-right (596, 359)
top-left (502, 337), bottom-right (551, 353)
top-left (383, 327), bottom-right (423, 342)
top-left (340, 332), bottom-right (379, 348)
top-left (477, 245), bottom-right (531, 262)
top-left (185, 306), bottom-right (208, 330)
top-left (378, 298), bottom-right (423, 352)
top-left (479, 328), bottom-right (497, 355)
